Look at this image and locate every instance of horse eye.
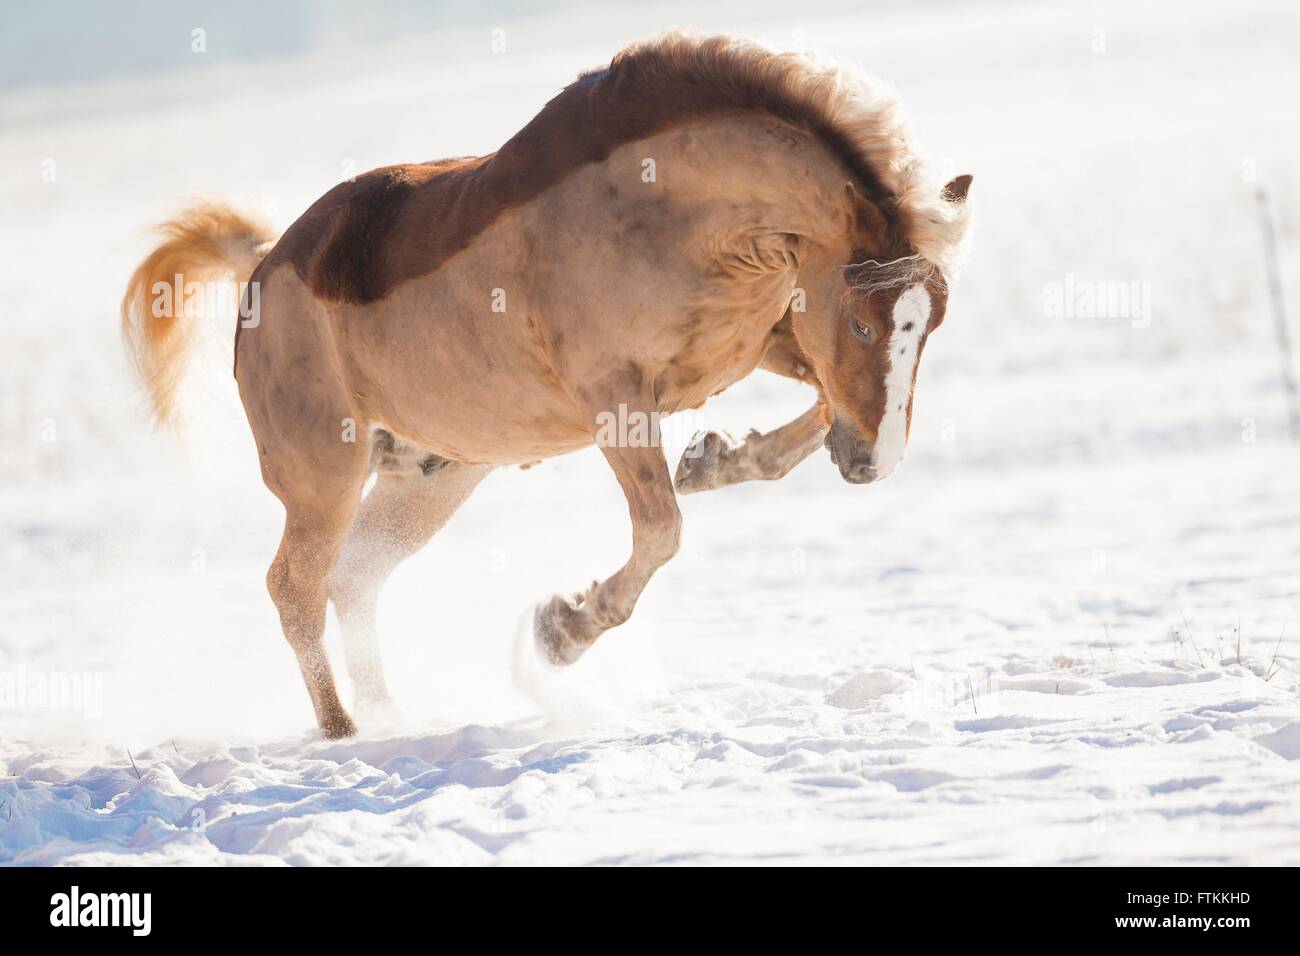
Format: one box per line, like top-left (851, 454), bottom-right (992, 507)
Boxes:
top-left (851, 318), bottom-right (875, 345)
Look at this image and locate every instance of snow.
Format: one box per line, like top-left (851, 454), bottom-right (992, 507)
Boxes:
top-left (2, 0), bottom-right (1299, 865)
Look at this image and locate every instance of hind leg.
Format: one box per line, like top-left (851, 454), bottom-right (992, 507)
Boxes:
top-left (265, 457), bottom-right (368, 739)
top-left (329, 435), bottom-right (491, 716)
top-left (237, 271), bottom-right (376, 737)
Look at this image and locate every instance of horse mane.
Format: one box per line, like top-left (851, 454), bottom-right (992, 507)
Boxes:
top-left (262, 31), bottom-right (970, 307)
top-left (592, 32), bottom-right (972, 279)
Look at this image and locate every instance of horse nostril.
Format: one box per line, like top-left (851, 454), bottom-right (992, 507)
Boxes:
top-left (843, 460), bottom-right (876, 484)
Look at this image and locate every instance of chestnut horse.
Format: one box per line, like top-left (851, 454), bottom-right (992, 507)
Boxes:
top-left (121, 33), bottom-right (972, 737)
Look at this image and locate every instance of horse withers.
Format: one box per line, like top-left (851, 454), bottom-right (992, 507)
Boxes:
top-left (121, 33), bottom-right (972, 737)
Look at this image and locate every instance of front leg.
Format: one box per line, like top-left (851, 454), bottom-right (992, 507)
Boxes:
top-left (535, 399), bottom-right (682, 666)
top-left (675, 311), bottom-right (830, 494)
top-left (675, 402), bottom-right (828, 493)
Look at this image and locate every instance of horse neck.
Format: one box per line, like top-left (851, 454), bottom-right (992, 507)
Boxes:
top-left (679, 115), bottom-right (862, 268)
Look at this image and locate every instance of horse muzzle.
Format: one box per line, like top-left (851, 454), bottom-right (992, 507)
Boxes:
top-left (825, 417), bottom-right (880, 485)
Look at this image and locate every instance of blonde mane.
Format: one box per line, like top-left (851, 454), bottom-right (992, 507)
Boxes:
top-left (608, 32), bottom-right (972, 279)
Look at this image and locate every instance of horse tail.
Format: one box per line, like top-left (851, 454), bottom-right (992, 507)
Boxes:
top-left (120, 200), bottom-right (277, 428)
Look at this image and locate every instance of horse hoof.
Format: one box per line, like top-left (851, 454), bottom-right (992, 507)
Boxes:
top-left (320, 711), bottom-right (359, 740)
top-left (534, 593), bottom-right (592, 666)
top-left (674, 430), bottom-right (731, 494)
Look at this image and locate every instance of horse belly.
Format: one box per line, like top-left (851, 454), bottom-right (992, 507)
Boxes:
top-left (333, 292), bottom-right (590, 465)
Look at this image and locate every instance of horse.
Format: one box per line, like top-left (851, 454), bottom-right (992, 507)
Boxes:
top-left (121, 32), bottom-right (972, 738)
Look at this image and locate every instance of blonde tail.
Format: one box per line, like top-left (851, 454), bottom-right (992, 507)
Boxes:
top-left (120, 200), bottom-right (277, 428)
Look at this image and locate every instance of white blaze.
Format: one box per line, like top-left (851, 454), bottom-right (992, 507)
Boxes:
top-left (873, 283), bottom-right (929, 477)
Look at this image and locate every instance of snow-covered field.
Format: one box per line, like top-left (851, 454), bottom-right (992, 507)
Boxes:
top-left (2, 0), bottom-right (1298, 865)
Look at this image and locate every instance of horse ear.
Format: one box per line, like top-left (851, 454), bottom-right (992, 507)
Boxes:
top-left (942, 174), bottom-right (973, 203)
top-left (843, 182), bottom-right (889, 240)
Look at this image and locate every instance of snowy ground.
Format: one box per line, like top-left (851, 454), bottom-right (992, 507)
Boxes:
top-left (2, 0), bottom-right (1299, 865)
